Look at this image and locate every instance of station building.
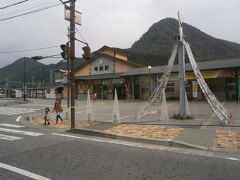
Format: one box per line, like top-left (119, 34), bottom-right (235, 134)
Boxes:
top-left (63, 46), bottom-right (144, 100)
top-left (122, 58), bottom-right (240, 101)
top-left (63, 46), bottom-right (240, 101)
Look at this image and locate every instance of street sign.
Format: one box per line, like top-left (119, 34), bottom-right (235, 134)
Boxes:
top-left (64, 7), bottom-right (81, 25)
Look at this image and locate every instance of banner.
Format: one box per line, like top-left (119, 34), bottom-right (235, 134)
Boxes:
top-left (137, 44), bottom-right (178, 119)
top-left (184, 40), bottom-right (230, 123)
top-left (170, 70), bottom-right (235, 81)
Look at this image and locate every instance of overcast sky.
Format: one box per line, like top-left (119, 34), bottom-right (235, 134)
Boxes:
top-left (0, 0), bottom-right (239, 68)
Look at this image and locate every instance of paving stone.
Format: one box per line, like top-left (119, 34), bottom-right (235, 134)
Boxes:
top-left (213, 130), bottom-right (240, 150)
top-left (175, 128), bottom-right (216, 147)
top-left (104, 124), bottom-right (184, 141)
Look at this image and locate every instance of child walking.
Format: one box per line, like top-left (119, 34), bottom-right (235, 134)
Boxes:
top-left (44, 107), bottom-right (50, 125)
top-left (53, 98), bottom-right (63, 125)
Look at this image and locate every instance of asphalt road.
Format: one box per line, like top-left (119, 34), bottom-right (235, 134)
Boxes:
top-left (1, 99), bottom-right (240, 180)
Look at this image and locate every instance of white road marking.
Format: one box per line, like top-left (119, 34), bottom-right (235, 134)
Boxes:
top-left (228, 157), bottom-right (239, 161)
top-left (0, 107), bottom-right (39, 116)
top-left (52, 133), bottom-right (240, 161)
top-left (0, 123), bottom-right (24, 128)
top-left (0, 127), bottom-right (43, 136)
top-left (52, 133), bottom-right (117, 144)
top-left (2, 111), bottom-right (35, 115)
top-left (16, 116), bottom-right (22, 122)
top-left (0, 162), bottom-right (52, 180)
top-left (0, 134), bottom-right (23, 141)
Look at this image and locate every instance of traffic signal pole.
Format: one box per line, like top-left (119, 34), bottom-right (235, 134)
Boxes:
top-left (70, 0), bottom-right (76, 129)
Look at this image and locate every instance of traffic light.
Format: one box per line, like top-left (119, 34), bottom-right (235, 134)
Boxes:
top-left (60, 42), bottom-right (70, 59)
top-left (31, 56), bottom-right (44, 60)
top-left (82, 45), bottom-right (91, 59)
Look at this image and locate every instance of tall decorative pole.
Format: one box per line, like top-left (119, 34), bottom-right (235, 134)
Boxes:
top-left (177, 12), bottom-right (187, 118)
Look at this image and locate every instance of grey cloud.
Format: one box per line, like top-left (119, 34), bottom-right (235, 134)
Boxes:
top-left (0, 0), bottom-right (239, 68)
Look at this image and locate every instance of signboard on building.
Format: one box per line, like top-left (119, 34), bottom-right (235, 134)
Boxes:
top-left (170, 70), bottom-right (235, 81)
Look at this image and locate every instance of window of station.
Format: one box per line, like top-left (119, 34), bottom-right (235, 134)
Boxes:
top-left (165, 81), bottom-right (175, 92)
top-left (105, 65), bottom-right (109, 70)
top-left (227, 78), bottom-right (236, 91)
top-left (100, 66), bottom-right (103, 71)
top-left (94, 67), bottom-right (98, 71)
top-left (185, 80), bottom-right (192, 92)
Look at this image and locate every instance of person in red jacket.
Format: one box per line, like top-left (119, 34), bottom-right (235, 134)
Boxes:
top-left (53, 98), bottom-right (63, 125)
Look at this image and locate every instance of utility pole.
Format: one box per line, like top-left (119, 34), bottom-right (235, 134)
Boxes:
top-left (70, 0), bottom-right (76, 129)
top-left (67, 60), bottom-right (70, 107)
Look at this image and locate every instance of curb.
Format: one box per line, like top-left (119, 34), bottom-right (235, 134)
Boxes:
top-left (30, 115), bottom-right (240, 153)
top-left (67, 128), bottom-right (205, 150)
top-left (209, 147), bottom-right (240, 154)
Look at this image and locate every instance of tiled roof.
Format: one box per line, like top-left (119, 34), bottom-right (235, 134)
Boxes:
top-left (76, 73), bottom-right (123, 80)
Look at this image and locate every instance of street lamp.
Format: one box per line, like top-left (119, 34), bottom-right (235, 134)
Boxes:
top-left (148, 65), bottom-right (152, 97)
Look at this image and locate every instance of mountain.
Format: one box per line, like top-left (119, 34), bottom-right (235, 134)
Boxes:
top-left (0, 57), bottom-right (85, 87)
top-left (0, 57), bottom-right (51, 83)
top-left (129, 18), bottom-right (240, 65)
top-left (1, 18), bottom-right (240, 85)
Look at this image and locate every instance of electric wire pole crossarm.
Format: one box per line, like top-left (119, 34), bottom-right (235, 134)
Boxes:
top-left (75, 38), bottom-right (91, 59)
top-left (31, 54), bottom-right (62, 60)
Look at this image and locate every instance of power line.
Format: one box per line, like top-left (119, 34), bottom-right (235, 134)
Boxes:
top-left (0, 1), bottom-right (58, 26)
top-left (0, 1), bottom-right (58, 18)
top-left (0, 0), bottom-right (29, 10)
top-left (0, 45), bottom-right (60, 54)
top-left (0, 3), bottom-right (62, 22)
top-left (75, 28), bottom-right (87, 43)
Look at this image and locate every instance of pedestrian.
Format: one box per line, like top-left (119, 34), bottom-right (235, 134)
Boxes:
top-left (53, 98), bottom-right (63, 125)
top-left (44, 107), bottom-right (50, 125)
top-left (93, 92), bottom-right (97, 102)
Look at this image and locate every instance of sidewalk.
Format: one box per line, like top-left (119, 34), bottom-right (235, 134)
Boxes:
top-left (31, 100), bottom-right (240, 152)
top-left (32, 117), bottom-right (240, 152)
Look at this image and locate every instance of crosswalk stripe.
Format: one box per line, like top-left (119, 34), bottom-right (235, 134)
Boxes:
top-left (0, 123), bottom-right (25, 128)
top-left (2, 111), bottom-right (35, 115)
top-left (0, 134), bottom-right (23, 141)
top-left (0, 127), bottom-right (43, 136)
top-left (0, 107), bottom-right (40, 116)
top-left (0, 162), bottom-right (52, 180)
top-left (16, 116), bottom-right (22, 122)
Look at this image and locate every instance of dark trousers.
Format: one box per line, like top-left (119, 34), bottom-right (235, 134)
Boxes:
top-left (44, 118), bottom-right (50, 125)
top-left (56, 114), bottom-right (63, 123)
